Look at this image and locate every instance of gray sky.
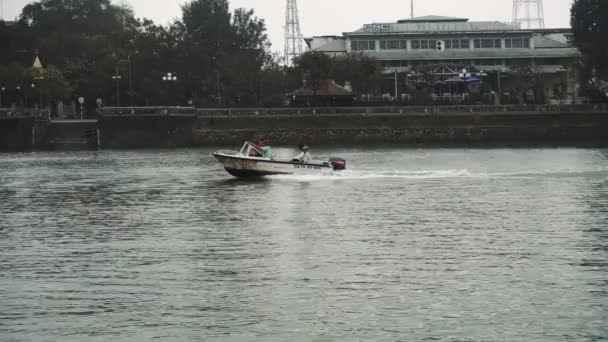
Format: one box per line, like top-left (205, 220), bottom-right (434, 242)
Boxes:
top-left (3, 0), bottom-right (574, 52)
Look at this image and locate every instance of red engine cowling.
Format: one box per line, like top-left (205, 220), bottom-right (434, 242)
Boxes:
top-left (329, 157), bottom-right (346, 170)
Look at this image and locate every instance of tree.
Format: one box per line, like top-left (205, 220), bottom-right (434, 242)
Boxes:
top-left (293, 51), bottom-right (333, 96)
top-left (332, 52), bottom-right (383, 95)
top-left (3, 0), bottom-right (274, 107)
top-left (510, 62), bottom-right (546, 104)
top-left (39, 65), bottom-right (72, 103)
top-left (571, 0), bottom-right (608, 80)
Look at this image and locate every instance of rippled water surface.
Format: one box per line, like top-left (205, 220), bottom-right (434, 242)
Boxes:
top-left (1, 147), bottom-right (608, 342)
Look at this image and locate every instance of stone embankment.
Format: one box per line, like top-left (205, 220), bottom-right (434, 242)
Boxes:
top-left (98, 111), bottom-right (608, 148)
top-left (2, 106), bottom-right (608, 150)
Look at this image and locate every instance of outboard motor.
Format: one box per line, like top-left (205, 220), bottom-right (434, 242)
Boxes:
top-left (329, 157), bottom-right (347, 171)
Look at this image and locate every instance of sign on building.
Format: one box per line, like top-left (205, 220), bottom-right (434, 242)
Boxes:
top-left (364, 24), bottom-right (390, 32)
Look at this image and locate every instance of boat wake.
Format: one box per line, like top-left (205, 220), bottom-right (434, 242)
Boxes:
top-left (268, 167), bottom-right (608, 182)
top-left (270, 169), bottom-right (473, 181)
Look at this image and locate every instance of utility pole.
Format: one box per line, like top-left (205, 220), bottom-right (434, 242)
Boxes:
top-left (394, 70), bottom-right (398, 100)
top-left (128, 51), bottom-right (139, 106)
top-left (216, 71), bottom-right (221, 106)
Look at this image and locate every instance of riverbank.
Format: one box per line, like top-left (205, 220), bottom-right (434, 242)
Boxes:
top-left (99, 112), bottom-right (608, 148)
top-left (2, 107), bottom-right (608, 150)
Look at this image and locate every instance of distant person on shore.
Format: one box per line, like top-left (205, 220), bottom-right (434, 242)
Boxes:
top-left (293, 145), bottom-right (312, 163)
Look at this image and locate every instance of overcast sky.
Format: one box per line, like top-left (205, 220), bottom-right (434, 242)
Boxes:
top-left (3, 0), bottom-right (574, 52)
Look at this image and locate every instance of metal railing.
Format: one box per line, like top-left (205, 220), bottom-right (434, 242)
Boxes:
top-left (100, 106), bottom-right (197, 116)
top-left (98, 104), bottom-right (608, 118)
top-left (0, 108), bottom-right (51, 120)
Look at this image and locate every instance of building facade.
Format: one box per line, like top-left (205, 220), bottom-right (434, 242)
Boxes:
top-left (305, 16), bottom-right (581, 104)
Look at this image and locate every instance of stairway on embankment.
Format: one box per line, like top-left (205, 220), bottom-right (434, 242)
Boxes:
top-left (41, 120), bottom-right (98, 149)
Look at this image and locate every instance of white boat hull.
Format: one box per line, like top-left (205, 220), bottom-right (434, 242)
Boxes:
top-left (213, 152), bottom-right (335, 177)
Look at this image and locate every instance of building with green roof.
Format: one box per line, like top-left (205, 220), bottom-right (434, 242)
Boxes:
top-left (305, 15), bottom-right (580, 104)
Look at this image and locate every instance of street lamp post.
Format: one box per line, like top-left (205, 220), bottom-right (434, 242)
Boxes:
top-left (215, 71), bottom-right (221, 106)
top-left (112, 66), bottom-right (122, 107)
top-left (211, 57), bottom-right (221, 106)
top-left (0, 87), bottom-right (5, 108)
top-left (33, 76), bottom-right (45, 109)
top-left (458, 69), bottom-right (472, 81)
top-left (128, 51), bottom-right (139, 106)
top-left (31, 83), bottom-right (36, 111)
top-left (394, 69), bottom-right (398, 101)
top-left (497, 68), bottom-right (503, 105)
top-left (458, 68), bottom-right (472, 100)
top-left (16, 86), bottom-right (23, 107)
top-left (407, 71), bottom-right (419, 103)
top-left (162, 73), bottom-right (178, 106)
top-left (556, 66), bottom-right (568, 104)
top-left (162, 73), bottom-right (178, 82)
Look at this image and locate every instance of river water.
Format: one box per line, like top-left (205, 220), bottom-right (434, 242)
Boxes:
top-left (1, 147), bottom-right (607, 341)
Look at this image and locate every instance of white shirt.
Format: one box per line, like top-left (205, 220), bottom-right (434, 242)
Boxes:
top-left (295, 151), bottom-right (312, 162)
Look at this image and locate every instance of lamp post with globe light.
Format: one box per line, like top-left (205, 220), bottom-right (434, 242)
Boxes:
top-left (556, 65), bottom-right (568, 104)
top-left (30, 83), bottom-right (35, 112)
top-left (162, 73), bottom-right (178, 106)
top-left (459, 69), bottom-right (473, 100)
top-left (127, 51), bottom-right (139, 106)
top-left (162, 73), bottom-right (177, 82)
top-left (112, 67), bottom-right (122, 107)
top-left (15, 85), bottom-right (23, 107)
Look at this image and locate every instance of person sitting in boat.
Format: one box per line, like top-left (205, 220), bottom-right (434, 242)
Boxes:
top-left (250, 138), bottom-right (271, 159)
top-left (293, 145), bottom-right (312, 163)
top-left (253, 138), bottom-right (273, 160)
top-left (255, 138), bottom-right (267, 149)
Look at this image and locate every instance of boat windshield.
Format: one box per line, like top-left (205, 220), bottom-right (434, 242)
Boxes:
top-left (239, 142), bottom-right (264, 157)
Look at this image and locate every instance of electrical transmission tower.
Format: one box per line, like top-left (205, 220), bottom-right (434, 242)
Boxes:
top-left (284, 0), bottom-right (304, 65)
top-left (513, 0), bottom-right (545, 29)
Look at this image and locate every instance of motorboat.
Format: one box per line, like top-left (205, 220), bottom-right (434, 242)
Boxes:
top-left (213, 142), bottom-right (347, 178)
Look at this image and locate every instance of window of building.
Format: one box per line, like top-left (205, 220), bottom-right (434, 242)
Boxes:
top-left (379, 39), bottom-right (406, 50)
top-left (443, 39), bottom-right (471, 49)
top-left (411, 39), bottom-right (437, 50)
top-left (351, 40), bottom-right (376, 51)
top-left (505, 38), bottom-right (530, 49)
top-left (474, 39), bottom-right (502, 49)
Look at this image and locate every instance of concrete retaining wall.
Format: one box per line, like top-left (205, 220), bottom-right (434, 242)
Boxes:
top-left (3, 113), bottom-right (608, 150)
top-left (98, 113), bottom-right (608, 148)
top-left (0, 118), bottom-right (36, 150)
top-left (44, 121), bottom-right (98, 149)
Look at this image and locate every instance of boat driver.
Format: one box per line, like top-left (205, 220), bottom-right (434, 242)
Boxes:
top-left (293, 145), bottom-right (312, 163)
top-left (255, 138), bottom-right (273, 160)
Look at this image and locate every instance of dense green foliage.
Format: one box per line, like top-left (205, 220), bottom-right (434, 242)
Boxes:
top-left (0, 0), bottom-right (385, 109)
top-left (571, 0), bottom-right (608, 83)
top-left (293, 51), bottom-right (384, 96)
top-left (0, 0), bottom-right (280, 107)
